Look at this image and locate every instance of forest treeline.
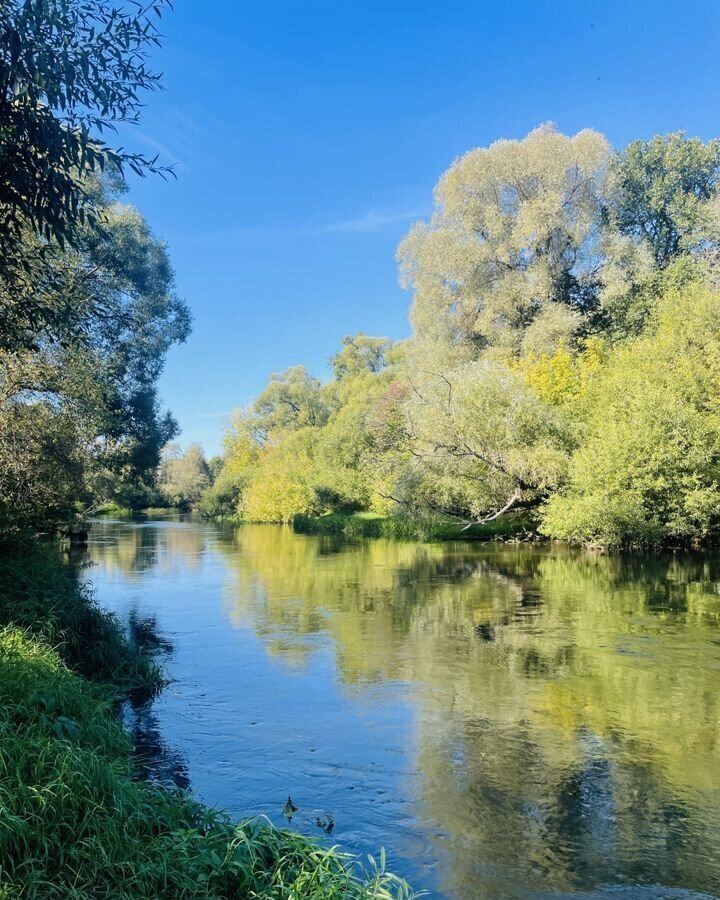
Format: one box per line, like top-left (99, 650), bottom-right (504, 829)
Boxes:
top-left (195, 126), bottom-right (720, 547)
top-left (2, 0), bottom-right (720, 551)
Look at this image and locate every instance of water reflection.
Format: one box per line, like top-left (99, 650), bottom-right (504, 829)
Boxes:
top-left (122, 607), bottom-right (191, 789)
top-left (85, 521), bottom-right (720, 900)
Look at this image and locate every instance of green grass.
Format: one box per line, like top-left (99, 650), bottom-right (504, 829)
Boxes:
top-left (293, 511), bottom-right (538, 542)
top-left (93, 503), bottom-right (135, 518)
top-left (0, 545), bottom-right (163, 693)
top-left (0, 544), bottom-right (415, 899)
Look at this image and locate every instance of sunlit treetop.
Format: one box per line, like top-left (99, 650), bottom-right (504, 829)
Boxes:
top-left (398, 124), bottom-right (611, 359)
top-left (610, 131), bottom-right (720, 268)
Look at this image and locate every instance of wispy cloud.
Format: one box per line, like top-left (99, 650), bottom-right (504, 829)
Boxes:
top-left (131, 104), bottom-right (228, 172)
top-left (134, 129), bottom-right (185, 169)
top-left (309, 206), bottom-right (427, 235)
top-left (167, 204), bottom-right (429, 247)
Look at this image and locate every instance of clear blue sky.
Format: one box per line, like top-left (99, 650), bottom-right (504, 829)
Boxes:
top-left (121, 0), bottom-right (720, 456)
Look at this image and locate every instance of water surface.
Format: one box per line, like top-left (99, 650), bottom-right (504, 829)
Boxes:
top-left (82, 519), bottom-right (720, 900)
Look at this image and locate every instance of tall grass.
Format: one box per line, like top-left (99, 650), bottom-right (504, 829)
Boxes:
top-left (0, 543), bottom-right (163, 692)
top-left (0, 545), bottom-right (415, 899)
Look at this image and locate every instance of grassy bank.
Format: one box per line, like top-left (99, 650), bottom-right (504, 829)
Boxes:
top-left (0, 543), bottom-right (412, 899)
top-left (93, 504), bottom-right (183, 519)
top-left (292, 511), bottom-right (538, 542)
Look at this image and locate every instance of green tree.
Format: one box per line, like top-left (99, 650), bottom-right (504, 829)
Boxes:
top-left (330, 333), bottom-right (393, 380)
top-left (242, 428), bottom-right (320, 523)
top-left (0, 179), bottom-right (189, 529)
top-left (158, 443), bottom-right (211, 510)
top-left (390, 361), bottom-right (571, 525)
top-left (542, 283), bottom-right (720, 545)
top-left (398, 124), bottom-right (611, 360)
top-left (252, 366), bottom-right (329, 440)
top-left (0, 0), bottom-right (172, 273)
top-left (610, 132), bottom-right (720, 268)
top-left (198, 415), bottom-right (260, 518)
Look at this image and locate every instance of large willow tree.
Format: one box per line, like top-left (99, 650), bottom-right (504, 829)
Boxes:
top-left (398, 124), bottom-right (612, 361)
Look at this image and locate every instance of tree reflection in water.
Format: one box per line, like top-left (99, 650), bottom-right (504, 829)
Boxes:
top-left (86, 521), bottom-right (720, 900)
top-left (218, 528), bottom-right (720, 899)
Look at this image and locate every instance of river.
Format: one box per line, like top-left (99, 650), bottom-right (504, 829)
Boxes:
top-left (81, 517), bottom-right (720, 900)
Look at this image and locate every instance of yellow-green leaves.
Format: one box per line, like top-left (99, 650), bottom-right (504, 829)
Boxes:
top-left (398, 124), bottom-right (610, 359)
top-left (542, 285), bottom-right (720, 545)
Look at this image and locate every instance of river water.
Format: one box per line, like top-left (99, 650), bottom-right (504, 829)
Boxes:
top-left (81, 517), bottom-right (720, 900)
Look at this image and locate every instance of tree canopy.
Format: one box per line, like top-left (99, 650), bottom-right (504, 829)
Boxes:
top-left (207, 126), bottom-right (720, 547)
top-left (0, 0), bottom-right (172, 270)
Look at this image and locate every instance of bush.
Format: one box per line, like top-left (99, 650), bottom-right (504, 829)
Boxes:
top-left (542, 285), bottom-right (720, 547)
top-left (293, 511), bottom-right (535, 542)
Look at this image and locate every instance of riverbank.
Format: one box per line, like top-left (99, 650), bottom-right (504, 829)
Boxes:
top-left (292, 511), bottom-right (539, 542)
top-left (0, 541), bottom-right (412, 899)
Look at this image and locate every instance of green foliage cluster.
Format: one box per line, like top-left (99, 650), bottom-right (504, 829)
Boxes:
top-left (293, 512), bottom-right (536, 542)
top-left (0, 0), bottom-right (172, 268)
top-left (0, 0), bottom-right (190, 535)
top-left (201, 339), bottom-right (401, 524)
top-left (156, 442), bottom-right (211, 511)
top-left (0, 548), bottom-right (413, 899)
top-left (208, 128), bottom-right (720, 547)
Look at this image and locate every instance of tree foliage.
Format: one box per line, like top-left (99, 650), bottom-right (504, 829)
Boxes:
top-left (158, 443), bottom-right (210, 510)
top-left (609, 132), bottom-right (720, 268)
top-left (542, 285), bottom-right (720, 545)
top-left (0, 177), bottom-right (189, 529)
top-left (0, 0), bottom-right (172, 270)
top-left (252, 366), bottom-right (329, 439)
top-left (398, 124), bottom-right (611, 360)
top-left (207, 126), bottom-right (720, 547)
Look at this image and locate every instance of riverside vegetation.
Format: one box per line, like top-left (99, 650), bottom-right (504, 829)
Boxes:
top-left (0, 1), bottom-right (410, 896)
top-left (2, 0), bottom-right (720, 895)
top-left (0, 542), bottom-right (413, 899)
top-left (195, 128), bottom-right (720, 550)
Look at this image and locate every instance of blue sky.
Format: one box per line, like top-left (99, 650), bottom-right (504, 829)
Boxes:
top-left (121, 0), bottom-right (720, 456)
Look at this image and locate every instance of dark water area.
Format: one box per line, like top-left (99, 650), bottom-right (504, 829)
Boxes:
top-left (81, 518), bottom-right (720, 900)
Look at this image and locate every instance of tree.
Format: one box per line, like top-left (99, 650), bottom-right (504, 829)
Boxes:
top-left (387, 361), bottom-right (571, 525)
top-left (0, 0), bottom-right (172, 271)
top-left (330, 334), bottom-right (392, 380)
top-left (0, 402), bottom-right (86, 530)
top-left (398, 124), bottom-right (611, 360)
top-left (158, 444), bottom-right (210, 510)
top-left (313, 366), bottom-right (398, 513)
top-left (542, 284), bottom-right (720, 545)
top-left (241, 429), bottom-right (320, 523)
top-left (0, 178), bottom-right (189, 528)
top-left (252, 366), bottom-right (329, 439)
top-left (198, 414), bottom-right (260, 518)
top-left (610, 132), bottom-right (720, 268)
